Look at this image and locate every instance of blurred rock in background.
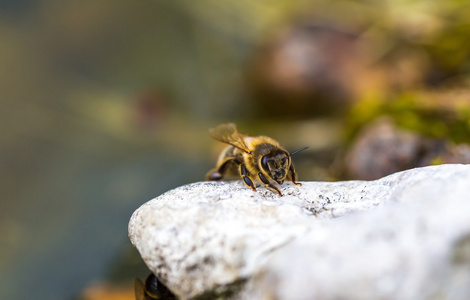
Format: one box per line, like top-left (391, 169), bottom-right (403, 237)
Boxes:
top-left (247, 22), bottom-right (362, 117)
top-left (339, 118), bottom-right (470, 180)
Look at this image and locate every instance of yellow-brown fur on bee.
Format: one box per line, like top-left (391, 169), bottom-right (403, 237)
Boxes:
top-left (206, 123), bottom-right (305, 196)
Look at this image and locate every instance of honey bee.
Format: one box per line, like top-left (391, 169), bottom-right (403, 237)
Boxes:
top-left (135, 273), bottom-right (176, 300)
top-left (206, 123), bottom-right (308, 196)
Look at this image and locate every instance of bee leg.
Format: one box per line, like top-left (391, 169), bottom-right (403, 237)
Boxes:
top-left (239, 164), bottom-right (257, 192)
top-left (258, 172), bottom-right (283, 196)
top-left (206, 158), bottom-right (236, 181)
top-left (206, 169), bottom-right (223, 180)
top-left (289, 164), bottom-right (302, 186)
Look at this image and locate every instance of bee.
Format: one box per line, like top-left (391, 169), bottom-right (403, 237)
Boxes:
top-left (135, 273), bottom-right (176, 300)
top-left (206, 123), bottom-right (308, 196)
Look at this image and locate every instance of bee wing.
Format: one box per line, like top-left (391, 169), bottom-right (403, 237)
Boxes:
top-left (134, 278), bottom-right (145, 300)
top-left (209, 123), bottom-right (251, 153)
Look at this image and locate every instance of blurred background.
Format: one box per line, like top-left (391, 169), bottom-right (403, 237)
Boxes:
top-left (1, 0), bottom-right (470, 299)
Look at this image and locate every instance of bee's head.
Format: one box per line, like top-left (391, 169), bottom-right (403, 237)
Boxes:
top-left (261, 151), bottom-right (290, 184)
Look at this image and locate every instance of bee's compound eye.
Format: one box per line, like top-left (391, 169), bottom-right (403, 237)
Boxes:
top-left (145, 274), bottom-right (174, 299)
top-left (261, 155), bottom-right (270, 172)
top-left (145, 274), bottom-right (160, 298)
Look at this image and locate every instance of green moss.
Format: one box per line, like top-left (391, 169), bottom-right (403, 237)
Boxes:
top-left (430, 156), bottom-right (445, 166)
top-left (344, 90), bottom-right (470, 144)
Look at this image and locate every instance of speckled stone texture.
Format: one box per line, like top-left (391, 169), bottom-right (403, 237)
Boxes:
top-left (129, 164), bottom-right (470, 300)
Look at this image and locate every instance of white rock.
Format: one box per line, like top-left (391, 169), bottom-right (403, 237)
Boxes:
top-left (128, 164), bottom-right (470, 299)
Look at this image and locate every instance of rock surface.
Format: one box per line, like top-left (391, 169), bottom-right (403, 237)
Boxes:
top-left (128, 164), bottom-right (470, 299)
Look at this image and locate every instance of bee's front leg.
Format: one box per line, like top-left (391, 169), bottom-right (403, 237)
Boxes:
top-left (258, 172), bottom-right (282, 196)
top-left (289, 163), bottom-right (302, 186)
top-left (239, 164), bottom-right (257, 192)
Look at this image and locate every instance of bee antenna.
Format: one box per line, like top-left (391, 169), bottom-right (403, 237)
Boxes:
top-left (289, 146), bottom-right (309, 157)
